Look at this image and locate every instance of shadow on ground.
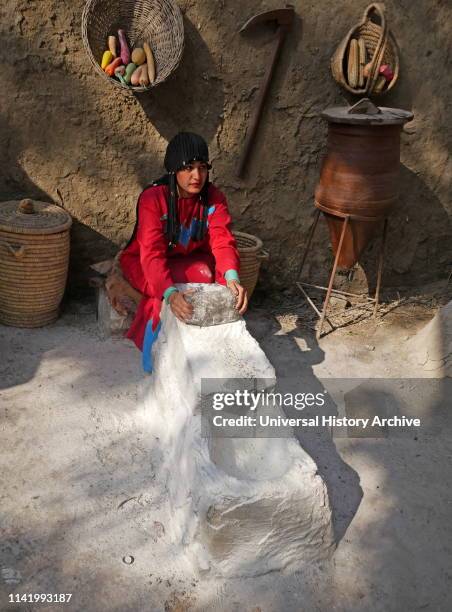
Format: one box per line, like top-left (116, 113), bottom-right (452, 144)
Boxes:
top-left (245, 309), bottom-right (363, 543)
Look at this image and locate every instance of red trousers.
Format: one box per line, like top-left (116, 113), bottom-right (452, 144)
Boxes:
top-left (122, 251), bottom-right (225, 351)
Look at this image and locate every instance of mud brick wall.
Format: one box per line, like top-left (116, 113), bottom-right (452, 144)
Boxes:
top-left (1, 0), bottom-right (450, 295)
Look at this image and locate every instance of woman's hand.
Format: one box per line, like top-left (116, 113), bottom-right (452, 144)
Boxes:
top-left (226, 280), bottom-right (248, 315)
top-left (168, 290), bottom-right (194, 322)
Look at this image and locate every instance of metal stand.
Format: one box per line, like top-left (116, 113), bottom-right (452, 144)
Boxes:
top-left (297, 209), bottom-right (389, 339)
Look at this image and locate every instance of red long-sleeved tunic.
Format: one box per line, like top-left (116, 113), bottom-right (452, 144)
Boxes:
top-left (119, 183), bottom-right (240, 362)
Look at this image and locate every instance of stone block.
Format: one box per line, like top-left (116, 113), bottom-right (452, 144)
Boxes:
top-left (184, 283), bottom-right (241, 326)
top-left (141, 283), bottom-right (335, 577)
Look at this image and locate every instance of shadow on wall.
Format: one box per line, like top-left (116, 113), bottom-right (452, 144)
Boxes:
top-left (0, 114), bottom-right (49, 202)
top-left (298, 164), bottom-right (452, 296)
top-left (67, 220), bottom-right (117, 298)
top-left (134, 17), bottom-right (224, 172)
top-left (0, 109), bottom-right (117, 299)
top-left (0, 26), bottom-right (155, 285)
top-left (359, 164), bottom-right (452, 293)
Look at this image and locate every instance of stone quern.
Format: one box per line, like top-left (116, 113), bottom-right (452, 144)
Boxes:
top-left (184, 283), bottom-right (242, 327)
top-left (140, 283), bottom-right (335, 577)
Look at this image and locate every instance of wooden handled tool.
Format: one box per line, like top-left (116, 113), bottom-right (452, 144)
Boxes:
top-left (237, 6), bottom-right (295, 178)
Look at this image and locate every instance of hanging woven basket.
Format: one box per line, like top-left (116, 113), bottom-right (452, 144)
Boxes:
top-left (82, 0), bottom-right (184, 92)
top-left (331, 2), bottom-right (400, 96)
top-left (233, 231), bottom-right (269, 298)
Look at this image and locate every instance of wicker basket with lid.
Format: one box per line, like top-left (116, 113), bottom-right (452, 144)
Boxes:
top-left (0, 198), bottom-right (72, 327)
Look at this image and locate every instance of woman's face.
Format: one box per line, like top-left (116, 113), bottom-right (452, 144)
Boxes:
top-left (176, 161), bottom-right (209, 197)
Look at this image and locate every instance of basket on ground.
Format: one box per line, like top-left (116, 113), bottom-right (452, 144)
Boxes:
top-left (233, 231), bottom-right (269, 298)
top-left (82, 0), bottom-right (184, 92)
top-left (0, 199), bottom-right (72, 328)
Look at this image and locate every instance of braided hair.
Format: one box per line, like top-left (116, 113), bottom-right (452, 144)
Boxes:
top-left (164, 132), bottom-right (211, 247)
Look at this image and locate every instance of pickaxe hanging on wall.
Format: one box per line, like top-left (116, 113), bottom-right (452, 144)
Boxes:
top-left (237, 6), bottom-right (295, 178)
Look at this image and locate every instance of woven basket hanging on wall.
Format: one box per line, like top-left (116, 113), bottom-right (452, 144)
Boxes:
top-left (331, 2), bottom-right (400, 96)
top-left (82, 0), bottom-right (184, 92)
top-left (0, 199), bottom-right (72, 328)
top-left (233, 231), bottom-right (269, 298)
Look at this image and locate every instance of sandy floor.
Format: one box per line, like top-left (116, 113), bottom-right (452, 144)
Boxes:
top-left (1, 283), bottom-right (451, 611)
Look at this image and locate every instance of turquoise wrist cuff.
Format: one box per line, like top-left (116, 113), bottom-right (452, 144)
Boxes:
top-left (225, 269), bottom-right (240, 282)
top-left (163, 286), bottom-right (178, 303)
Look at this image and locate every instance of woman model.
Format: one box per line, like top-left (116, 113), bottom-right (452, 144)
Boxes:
top-left (119, 132), bottom-right (248, 371)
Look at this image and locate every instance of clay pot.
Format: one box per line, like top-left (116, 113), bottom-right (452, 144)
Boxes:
top-left (314, 100), bottom-right (413, 268)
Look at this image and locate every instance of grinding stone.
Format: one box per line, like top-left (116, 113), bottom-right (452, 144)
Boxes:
top-left (181, 283), bottom-right (242, 327)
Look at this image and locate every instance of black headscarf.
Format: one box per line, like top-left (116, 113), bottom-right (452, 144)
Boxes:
top-left (125, 132), bottom-right (212, 250)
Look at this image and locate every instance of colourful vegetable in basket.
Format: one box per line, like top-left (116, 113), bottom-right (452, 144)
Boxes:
top-left (108, 35), bottom-right (117, 58)
top-left (101, 50), bottom-right (113, 69)
top-left (131, 65), bottom-right (142, 86)
top-left (373, 75), bottom-right (386, 94)
top-left (118, 29), bottom-right (131, 65)
top-left (129, 64), bottom-right (150, 87)
top-left (358, 38), bottom-right (366, 87)
top-left (114, 65), bottom-right (126, 77)
top-left (124, 62), bottom-right (137, 84)
top-left (363, 61), bottom-right (373, 78)
top-left (105, 57), bottom-right (122, 77)
top-left (143, 42), bottom-right (156, 83)
top-left (347, 39), bottom-right (359, 88)
top-left (139, 63), bottom-right (150, 87)
top-left (131, 47), bottom-right (146, 66)
top-left (379, 64), bottom-right (394, 82)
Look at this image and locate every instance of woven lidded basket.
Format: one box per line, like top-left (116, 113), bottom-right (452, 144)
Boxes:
top-left (0, 199), bottom-right (72, 328)
top-left (331, 2), bottom-right (400, 96)
top-left (82, 0), bottom-right (184, 92)
top-left (233, 231), bottom-right (269, 298)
